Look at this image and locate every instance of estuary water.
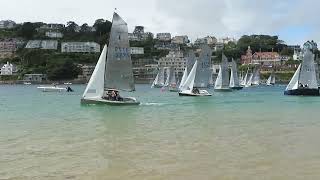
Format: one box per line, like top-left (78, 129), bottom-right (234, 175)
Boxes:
top-left (1, 84), bottom-right (320, 180)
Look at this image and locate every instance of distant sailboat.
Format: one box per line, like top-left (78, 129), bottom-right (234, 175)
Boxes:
top-left (81, 13), bottom-right (139, 105)
top-left (284, 48), bottom-right (319, 96)
top-left (151, 67), bottom-right (165, 88)
top-left (169, 67), bottom-right (179, 92)
top-left (179, 60), bottom-right (212, 96)
top-left (214, 54), bottom-right (232, 91)
top-left (208, 69), bottom-right (214, 87)
top-left (266, 70), bottom-right (276, 86)
top-left (251, 66), bottom-right (261, 86)
top-left (244, 68), bottom-right (253, 87)
top-left (229, 59), bottom-right (243, 90)
top-left (164, 67), bottom-right (171, 87)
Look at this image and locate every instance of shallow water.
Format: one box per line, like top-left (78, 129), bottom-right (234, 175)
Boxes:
top-left (1, 84), bottom-right (320, 180)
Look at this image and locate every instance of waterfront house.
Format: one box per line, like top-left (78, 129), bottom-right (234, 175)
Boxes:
top-left (0, 62), bottom-right (17, 75)
top-left (25, 40), bottom-right (58, 50)
top-left (61, 42), bottom-right (100, 53)
top-left (130, 47), bottom-right (144, 55)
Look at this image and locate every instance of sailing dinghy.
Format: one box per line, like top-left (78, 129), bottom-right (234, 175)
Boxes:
top-left (284, 48), bottom-right (319, 96)
top-left (214, 54), bottom-right (232, 91)
top-left (179, 60), bottom-right (212, 96)
top-left (81, 13), bottom-right (140, 105)
top-left (266, 70), bottom-right (276, 86)
top-left (151, 67), bottom-right (165, 88)
top-left (229, 59), bottom-right (243, 90)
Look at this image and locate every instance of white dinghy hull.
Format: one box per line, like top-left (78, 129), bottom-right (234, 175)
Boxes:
top-left (81, 97), bottom-right (140, 105)
top-left (179, 90), bottom-right (212, 96)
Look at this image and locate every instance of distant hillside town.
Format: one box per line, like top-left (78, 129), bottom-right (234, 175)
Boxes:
top-left (0, 19), bottom-right (318, 84)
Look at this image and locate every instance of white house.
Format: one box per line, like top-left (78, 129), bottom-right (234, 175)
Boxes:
top-left (130, 47), bottom-right (144, 55)
top-left (0, 62), bottom-right (14, 75)
top-left (45, 32), bottom-right (63, 38)
top-left (61, 42), bottom-right (100, 53)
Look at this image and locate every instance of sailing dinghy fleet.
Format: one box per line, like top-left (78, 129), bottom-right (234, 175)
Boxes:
top-left (78, 12), bottom-right (320, 106)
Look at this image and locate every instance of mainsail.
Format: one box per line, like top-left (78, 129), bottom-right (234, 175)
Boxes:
top-left (82, 45), bottom-right (108, 99)
top-left (194, 45), bottom-right (212, 88)
top-left (229, 59), bottom-right (240, 88)
top-left (104, 13), bottom-right (135, 91)
top-left (215, 54), bottom-right (230, 89)
top-left (298, 49), bottom-right (318, 89)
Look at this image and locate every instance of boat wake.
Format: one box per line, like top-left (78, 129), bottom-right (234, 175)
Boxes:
top-left (141, 102), bottom-right (167, 106)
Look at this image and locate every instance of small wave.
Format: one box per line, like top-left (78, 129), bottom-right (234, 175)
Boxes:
top-left (142, 102), bottom-right (167, 106)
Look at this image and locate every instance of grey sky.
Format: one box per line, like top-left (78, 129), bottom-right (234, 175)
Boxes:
top-left (1, 0), bottom-right (319, 45)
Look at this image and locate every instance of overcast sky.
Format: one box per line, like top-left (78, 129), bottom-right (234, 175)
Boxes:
top-left (1, 0), bottom-right (319, 45)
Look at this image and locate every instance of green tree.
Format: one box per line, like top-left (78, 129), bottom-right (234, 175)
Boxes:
top-left (18, 22), bottom-right (36, 39)
top-left (47, 61), bottom-right (81, 80)
top-left (93, 19), bottom-right (112, 37)
top-left (65, 21), bottom-right (78, 33)
top-left (80, 23), bottom-right (90, 33)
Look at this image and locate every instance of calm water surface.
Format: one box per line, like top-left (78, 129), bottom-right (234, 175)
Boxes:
top-left (1, 84), bottom-right (320, 180)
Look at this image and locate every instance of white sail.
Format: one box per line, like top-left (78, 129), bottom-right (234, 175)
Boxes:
top-left (230, 69), bottom-right (235, 88)
top-left (246, 73), bottom-right (253, 87)
top-left (152, 67), bottom-right (165, 87)
top-left (151, 73), bottom-right (159, 88)
top-left (179, 68), bottom-right (188, 90)
top-left (267, 71), bottom-right (276, 85)
top-left (82, 45), bottom-right (108, 99)
top-left (240, 71), bottom-right (246, 86)
top-left (214, 65), bottom-right (223, 89)
top-left (180, 61), bottom-right (198, 91)
top-left (286, 64), bottom-right (301, 91)
top-left (266, 75), bottom-right (272, 85)
top-left (215, 54), bottom-right (230, 90)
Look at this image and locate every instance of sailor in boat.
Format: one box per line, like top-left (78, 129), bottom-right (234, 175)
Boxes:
top-left (102, 89), bottom-right (123, 101)
top-left (66, 86), bottom-right (74, 92)
top-left (192, 88), bottom-right (200, 94)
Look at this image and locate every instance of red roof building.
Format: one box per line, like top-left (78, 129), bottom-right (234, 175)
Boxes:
top-left (241, 46), bottom-right (281, 66)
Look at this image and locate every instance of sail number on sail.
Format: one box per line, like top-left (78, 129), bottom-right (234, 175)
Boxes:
top-left (114, 47), bottom-right (130, 59)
